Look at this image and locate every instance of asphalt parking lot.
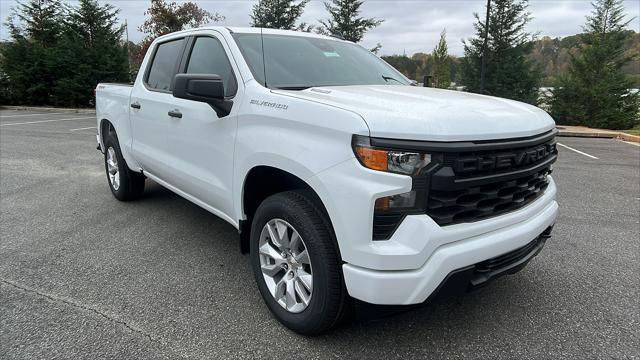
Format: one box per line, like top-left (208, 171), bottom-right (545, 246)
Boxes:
top-left (1, 109), bottom-right (638, 359)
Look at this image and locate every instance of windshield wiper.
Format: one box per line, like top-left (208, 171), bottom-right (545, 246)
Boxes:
top-left (382, 75), bottom-right (403, 84)
top-left (273, 86), bottom-right (312, 91)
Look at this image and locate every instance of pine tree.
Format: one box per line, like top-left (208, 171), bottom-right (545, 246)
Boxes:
top-left (250, 0), bottom-right (310, 30)
top-left (432, 29), bottom-right (451, 89)
top-left (1, 0), bottom-right (65, 104)
top-left (461, 0), bottom-right (541, 103)
top-left (549, 0), bottom-right (639, 130)
top-left (52, 0), bottom-right (129, 106)
top-left (319, 0), bottom-right (382, 43)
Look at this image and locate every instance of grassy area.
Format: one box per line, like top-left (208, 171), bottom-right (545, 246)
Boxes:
top-left (623, 124), bottom-right (640, 136)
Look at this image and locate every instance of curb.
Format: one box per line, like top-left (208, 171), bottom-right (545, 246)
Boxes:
top-left (557, 129), bottom-right (640, 143)
top-left (1, 105), bottom-right (95, 114)
top-left (557, 131), bottom-right (617, 139)
top-left (617, 133), bottom-right (640, 143)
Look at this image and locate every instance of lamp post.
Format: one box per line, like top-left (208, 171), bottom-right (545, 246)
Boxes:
top-left (480, 0), bottom-right (491, 94)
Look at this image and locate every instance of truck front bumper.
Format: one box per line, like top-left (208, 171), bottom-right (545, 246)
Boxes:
top-left (342, 195), bottom-right (558, 305)
top-left (308, 158), bottom-right (558, 305)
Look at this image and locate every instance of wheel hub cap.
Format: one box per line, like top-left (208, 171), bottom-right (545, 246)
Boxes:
top-left (258, 219), bottom-right (313, 313)
top-left (106, 147), bottom-right (120, 191)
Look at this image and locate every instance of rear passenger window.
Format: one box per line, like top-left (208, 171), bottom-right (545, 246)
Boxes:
top-left (186, 37), bottom-right (238, 97)
top-left (146, 39), bottom-right (184, 91)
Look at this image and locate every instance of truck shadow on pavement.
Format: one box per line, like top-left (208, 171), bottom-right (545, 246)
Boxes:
top-left (135, 180), bottom-right (538, 336)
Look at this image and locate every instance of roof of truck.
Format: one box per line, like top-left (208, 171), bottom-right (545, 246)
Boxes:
top-left (155, 26), bottom-right (347, 42)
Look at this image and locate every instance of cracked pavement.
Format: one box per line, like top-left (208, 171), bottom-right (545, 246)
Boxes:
top-left (1, 110), bottom-right (639, 359)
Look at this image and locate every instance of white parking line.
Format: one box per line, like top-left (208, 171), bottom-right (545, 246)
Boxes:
top-left (0, 112), bottom-right (84, 118)
top-left (69, 126), bottom-right (97, 132)
top-left (557, 143), bottom-right (599, 159)
top-left (0, 117), bottom-right (94, 127)
top-left (618, 140), bottom-right (640, 147)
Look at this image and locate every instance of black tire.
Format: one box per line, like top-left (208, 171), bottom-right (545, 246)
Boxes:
top-left (103, 128), bottom-right (145, 201)
top-left (250, 190), bottom-right (349, 335)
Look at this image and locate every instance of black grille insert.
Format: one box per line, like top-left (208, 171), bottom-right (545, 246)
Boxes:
top-left (368, 130), bottom-right (557, 236)
top-left (427, 169), bottom-right (551, 225)
top-left (424, 133), bottom-right (557, 226)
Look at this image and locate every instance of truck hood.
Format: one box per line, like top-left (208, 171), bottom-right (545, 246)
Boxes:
top-left (274, 85), bottom-right (555, 141)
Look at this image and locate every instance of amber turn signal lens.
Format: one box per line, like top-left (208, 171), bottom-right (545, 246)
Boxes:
top-left (354, 146), bottom-right (388, 172)
top-left (375, 197), bottom-right (390, 211)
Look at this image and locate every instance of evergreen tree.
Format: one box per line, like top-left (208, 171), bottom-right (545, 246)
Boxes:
top-left (52, 0), bottom-right (129, 106)
top-left (250, 0), bottom-right (310, 31)
top-left (319, 0), bottom-right (382, 43)
top-left (461, 0), bottom-right (541, 103)
top-left (1, 0), bottom-right (65, 105)
top-left (432, 29), bottom-right (451, 88)
top-left (549, 0), bottom-right (639, 129)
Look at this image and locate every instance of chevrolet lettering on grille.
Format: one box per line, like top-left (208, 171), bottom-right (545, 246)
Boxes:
top-left (453, 143), bottom-right (557, 174)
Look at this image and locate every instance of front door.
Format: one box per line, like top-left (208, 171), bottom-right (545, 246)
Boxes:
top-left (162, 34), bottom-right (241, 222)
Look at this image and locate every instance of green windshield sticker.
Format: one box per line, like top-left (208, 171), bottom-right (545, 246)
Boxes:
top-left (323, 51), bottom-right (340, 57)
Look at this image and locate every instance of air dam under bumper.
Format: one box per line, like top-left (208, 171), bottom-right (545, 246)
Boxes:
top-left (342, 197), bottom-right (558, 305)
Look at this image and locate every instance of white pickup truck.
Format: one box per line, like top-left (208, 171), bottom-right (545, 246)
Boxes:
top-left (96, 27), bottom-right (558, 335)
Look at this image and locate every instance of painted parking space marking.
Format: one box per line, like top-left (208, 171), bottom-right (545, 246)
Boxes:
top-left (0, 117), bottom-right (94, 127)
top-left (0, 112), bottom-right (82, 118)
top-left (557, 143), bottom-right (599, 160)
top-left (69, 126), bottom-right (97, 132)
top-left (618, 140), bottom-right (640, 147)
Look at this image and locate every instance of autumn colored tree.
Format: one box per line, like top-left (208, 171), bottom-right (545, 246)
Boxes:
top-left (136, 0), bottom-right (223, 65)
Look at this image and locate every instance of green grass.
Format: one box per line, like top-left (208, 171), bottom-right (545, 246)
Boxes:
top-left (623, 124), bottom-right (640, 136)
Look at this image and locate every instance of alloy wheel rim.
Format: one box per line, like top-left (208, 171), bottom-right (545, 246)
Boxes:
top-left (258, 219), bottom-right (313, 313)
top-left (106, 147), bottom-right (120, 191)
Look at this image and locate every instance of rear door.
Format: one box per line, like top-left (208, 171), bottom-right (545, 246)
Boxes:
top-left (130, 37), bottom-right (186, 179)
top-left (162, 33), bottom-right (241, 221)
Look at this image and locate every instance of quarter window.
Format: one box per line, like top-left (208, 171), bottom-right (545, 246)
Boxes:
top-left (186, 37), bottom-right (238, 97)
top-left (146, 38), bottom-right (185, 91)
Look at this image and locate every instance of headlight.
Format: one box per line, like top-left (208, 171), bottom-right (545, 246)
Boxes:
top-left (352, 135), bottom-right (435, 240)
top-left (352, 135), bottom-right (431, 175)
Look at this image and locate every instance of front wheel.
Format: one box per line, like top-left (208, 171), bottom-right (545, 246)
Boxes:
top-left (250, 191), bottom-right (349, 335)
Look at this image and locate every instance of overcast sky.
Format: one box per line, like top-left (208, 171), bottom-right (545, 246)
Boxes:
top-left (1, 0), bottom-right (638, 56)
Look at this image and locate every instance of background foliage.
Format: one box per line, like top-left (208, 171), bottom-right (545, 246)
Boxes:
top-left (0, 0), bottom-right (637, 130)
top-left (548, 0), bottom-right (639, 129)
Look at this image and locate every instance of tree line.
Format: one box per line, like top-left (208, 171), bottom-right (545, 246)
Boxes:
top-left (1, 0), bottom-right (128, 107)
top-left (0, 0), bottom-right (638, 130)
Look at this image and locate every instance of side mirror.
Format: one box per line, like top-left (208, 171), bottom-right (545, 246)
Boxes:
top-left (173, 73), bottom-right (233, 117)
top-left (173, 74), bottom-right (225, 103)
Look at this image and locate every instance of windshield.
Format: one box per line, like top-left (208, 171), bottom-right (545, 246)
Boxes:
top-left (232, 33), bottom-right (411, 89)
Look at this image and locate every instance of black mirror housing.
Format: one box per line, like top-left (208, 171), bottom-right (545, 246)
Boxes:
top-left (173, 73), bottom-right (233, 117)
top-left (173, 74), bottom-right (225, 103)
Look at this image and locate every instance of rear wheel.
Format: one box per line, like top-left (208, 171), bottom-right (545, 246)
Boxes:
top-left (103, 128), bottom-right (145, 201)
top-left (250, 190), bottom-right (349, 335)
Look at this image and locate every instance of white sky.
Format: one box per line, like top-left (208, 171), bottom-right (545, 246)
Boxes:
top-left (1, 0), bottom-right (638, 56)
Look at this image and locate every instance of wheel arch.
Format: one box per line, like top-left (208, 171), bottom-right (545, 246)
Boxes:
top-left (239, 165), bottom-right (340, 259)
top-left (98, 118), bottom-right (142, 174)
top-left (99, 118), bottom-right (114, 149)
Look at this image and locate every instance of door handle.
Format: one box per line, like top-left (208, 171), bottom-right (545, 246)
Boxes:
top-left (130, 102), bottom-right (141, 109)
top-left (168, 109), bottom-right (182, 118)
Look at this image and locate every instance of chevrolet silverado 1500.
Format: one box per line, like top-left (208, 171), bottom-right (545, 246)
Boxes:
top-left (96, 27), bottom-right (559, 335)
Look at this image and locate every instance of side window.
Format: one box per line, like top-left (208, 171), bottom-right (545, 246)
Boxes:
top-left (186, 37), bottom-right (238, 97)
top-left (145, 38), bottom-right (185, 91)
